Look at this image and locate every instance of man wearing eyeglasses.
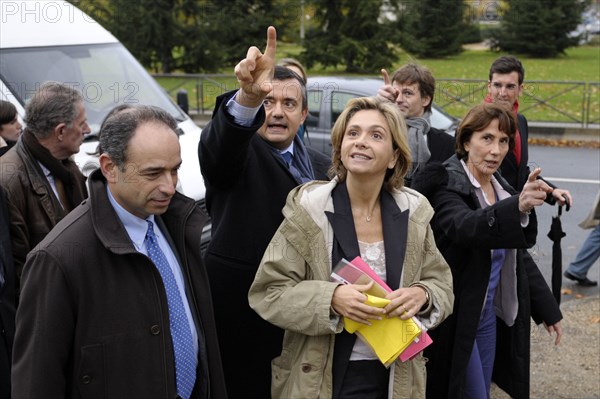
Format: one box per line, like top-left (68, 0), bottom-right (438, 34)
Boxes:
top-left (197, 27), bottom-right (329, 399)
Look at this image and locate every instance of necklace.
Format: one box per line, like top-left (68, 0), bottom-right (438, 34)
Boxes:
top-left (353, 202), bottom-right (379, 223)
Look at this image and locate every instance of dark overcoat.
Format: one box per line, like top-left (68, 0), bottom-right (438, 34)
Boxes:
top-left (0, 186), bottom-right (15, 399)
top-left (427, 127), bottom-right (455, 165)
top-left (11, 170), bottom-right (227, 399)
top-left (415, 156), bottom-right (560, 399)
top-left (197, 91), bottom-right (330, 399)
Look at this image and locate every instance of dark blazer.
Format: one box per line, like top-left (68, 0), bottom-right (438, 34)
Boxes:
top-left (414, 157), bottom-right (561, 399)
top-left (11, 170), bottom-right (227, 399)
top-left (325, 182), bottom-right (409, 397)
top-left (0, 186), bottom-right (15, 399)
top-left (197, 91), bottom-right (331, 399)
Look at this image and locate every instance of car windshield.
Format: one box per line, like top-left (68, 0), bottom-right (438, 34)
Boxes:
top-left (0, 43), bottom-right (185, 135)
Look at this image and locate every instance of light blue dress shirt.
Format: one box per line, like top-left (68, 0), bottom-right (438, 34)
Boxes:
top-left (106, 186), bottom-right (199, 358)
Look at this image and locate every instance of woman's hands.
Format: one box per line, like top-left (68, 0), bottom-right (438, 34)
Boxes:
top-left (519, 168), bottom-right (553, 214)
top-left (384, 286), bottom-right (429, 320)
top-left (331, 281), bottom-right (385, 325)
top-left (543, 321), bottom-right (563, 346)
top-left (331, 282), bottom-right (429, 324)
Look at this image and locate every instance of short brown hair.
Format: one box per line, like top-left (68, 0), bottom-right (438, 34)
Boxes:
top-left (391, 64), bottom-right (436, 113)
top-left (488, 55), bottom-right (525, 85)
top-left (455, 103), bottom-right (517, 159)
top-left (330, 96), bottom-right (411, 191)
top-left (0, 100), bottom-right (17, 130)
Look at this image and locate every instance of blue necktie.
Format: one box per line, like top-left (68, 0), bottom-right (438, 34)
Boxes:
top-left (280, 151), bottom-right (311, 184)
top-left (280, 151), bottom-right (293, 167)
top-left (146, 220), bottom-right (196, 399)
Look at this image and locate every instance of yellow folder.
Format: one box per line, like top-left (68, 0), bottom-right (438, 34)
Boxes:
top-left (344, 294), bottom-right (422, 367)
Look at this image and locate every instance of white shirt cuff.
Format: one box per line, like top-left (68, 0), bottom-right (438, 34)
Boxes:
top-left (225, 90), bottom-right (262, 127)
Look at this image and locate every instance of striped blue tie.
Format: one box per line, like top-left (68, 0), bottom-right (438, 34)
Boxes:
top-left (146, 220), bottom-right (196, 399)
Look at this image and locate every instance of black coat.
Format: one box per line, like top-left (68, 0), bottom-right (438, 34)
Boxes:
top-left (427, 127), bottom-right (455, 164)
top-left (414, 157), bottom-right (561, 399)
top-left (197, 91), bottom-right (331, 399)
top-left (407, 127), bottom-right (455, 188)
top-left (11, 170), bottom-right (227, 399)
top-left (0, 186), bottom-right (15, 399)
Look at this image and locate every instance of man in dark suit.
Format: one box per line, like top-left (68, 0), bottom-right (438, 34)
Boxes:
top-left (197, 26), bottom-right (330, 399)
top-left (377, 64), bottom-right (455, 187)
top-left (0, 185), bottom-right (15, 399)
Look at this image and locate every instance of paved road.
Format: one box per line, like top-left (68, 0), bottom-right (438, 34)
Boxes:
top-left (527, 145), bottom-right (600, 302)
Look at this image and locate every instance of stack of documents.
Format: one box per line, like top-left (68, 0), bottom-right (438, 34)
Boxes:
top-left (331, 257), bottom-right (432, 366)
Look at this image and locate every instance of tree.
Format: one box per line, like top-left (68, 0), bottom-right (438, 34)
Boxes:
top-left (394, 0), bottom-right (467, 58)
top-left (78, 0), bottom-right (294, 72)
top-left (77, 0), bottom-right (186, 72)
top-left (301, 0), bottom-right (397, 73)
top-left (491, 0), bottom-right (589, 57)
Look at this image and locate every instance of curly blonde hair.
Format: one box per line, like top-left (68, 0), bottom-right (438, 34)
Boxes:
top-left (329, 96), bottom-right (411, 191)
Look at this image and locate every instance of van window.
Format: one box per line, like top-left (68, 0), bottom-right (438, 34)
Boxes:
top-left (0, 43), bottom-right (185, 134)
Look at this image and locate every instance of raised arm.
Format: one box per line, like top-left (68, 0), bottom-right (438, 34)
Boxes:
top-left (234, 26), bottom-right (277, 108)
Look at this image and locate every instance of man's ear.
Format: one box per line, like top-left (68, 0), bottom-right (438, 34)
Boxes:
top-left (99, 153), bottom-right (118, 183)
top-left (421, 95), bottom-right (432, 109)
top-left (300, 107), bottom-right (308, 124)
top-left (54, 123), bottom-right (66, 140)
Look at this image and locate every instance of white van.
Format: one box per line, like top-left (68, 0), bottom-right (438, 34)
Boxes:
top-left (0, 1), bottom-right (210, 246)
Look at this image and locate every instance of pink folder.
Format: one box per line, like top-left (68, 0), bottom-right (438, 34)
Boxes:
top-left (348, 256), bottom-right (433, 362)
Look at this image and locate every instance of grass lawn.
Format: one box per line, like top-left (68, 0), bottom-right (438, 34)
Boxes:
top-left (157, 43), bottom-right (600, 123)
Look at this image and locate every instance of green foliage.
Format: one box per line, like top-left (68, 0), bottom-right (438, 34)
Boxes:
top-left (77, 0), bottom-right (300, 73)
top-left (491, 0), bottom-right (590, 57)
top-left (460, 23), bottom-right (482, 44)
top-left (395, 0), bottom-right (467, 58)
top-left (301, 0), bottom-right (397, 73)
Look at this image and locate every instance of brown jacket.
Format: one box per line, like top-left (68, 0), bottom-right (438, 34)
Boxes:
top-left (0, 139), bottom-right (87, 285)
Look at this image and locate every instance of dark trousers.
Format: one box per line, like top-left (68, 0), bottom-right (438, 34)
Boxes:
top-left (334, 360), bottom-right (390, 399)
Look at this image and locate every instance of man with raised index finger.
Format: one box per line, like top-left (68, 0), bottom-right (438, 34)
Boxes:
top-left (377, 64), bottom-right (455, 187)
top-left (198, 26), bottom-right (330, 399)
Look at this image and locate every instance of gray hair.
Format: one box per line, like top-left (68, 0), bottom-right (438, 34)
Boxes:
top-left (24, 82), bottom-right (83, 139)
top-left (98, 105), bottom-right (177, 170)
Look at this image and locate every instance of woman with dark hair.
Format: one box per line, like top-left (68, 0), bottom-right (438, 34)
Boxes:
top-left (0, 100), bottom-right (22, 157)
top-left (414, 103), bottom-right (563, 398)
top-left (249, 96), bottom-right (453, 398)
